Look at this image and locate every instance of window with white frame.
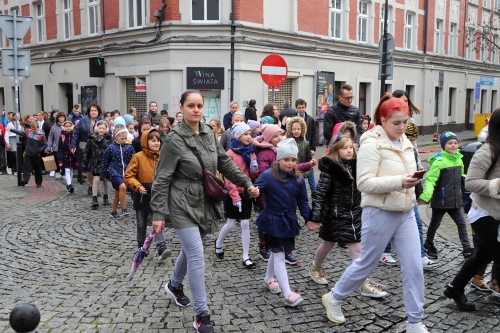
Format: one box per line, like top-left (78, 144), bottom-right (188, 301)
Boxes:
top-left (495, 0), bottom-right (500, 10)
top-left (434, 20), bottom-right (443, 55)
top-left (481, 41), bottom-right (488, 62)
top-left (88, 0), bottom-right (99, 35)
top-left (35, 2), bottom-right (44, 43)
top-left (448, 23), bottom-right (457, 56)
top-left (404, 13), bottom-right (415, 51)
top-left (380, 5), bottom-right (393, 41)
top-left (483, 0), bottom-right (491, 9)
top-left (467, 28), bottom-right (475, 60)
top-left (128, 0), bottom-right (146, 28)
top-left (63, 0), bottom-right (72, 40)
top-left (330, 0), bottom-right (343, 40)
top-left (469, 0), bottom-right (478, 4)
top-left (358, 1), bottom-right (368, 43)
top-left (192, 0), bottom-right (220, 22)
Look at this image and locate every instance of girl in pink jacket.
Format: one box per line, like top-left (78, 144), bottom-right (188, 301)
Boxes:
top-left (215, 122), bottom-right (259, 269)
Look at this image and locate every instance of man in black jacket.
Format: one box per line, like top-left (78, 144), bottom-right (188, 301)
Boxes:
top-left (323, 84), bottom-right (361, 144)
top-left (295, 98), bottom-right (317, 192)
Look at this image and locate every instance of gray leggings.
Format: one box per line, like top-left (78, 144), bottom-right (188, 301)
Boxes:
top-left (170, 227), bottom-right (208, 315)
top-left (333, 207), bottom-right (425, 324)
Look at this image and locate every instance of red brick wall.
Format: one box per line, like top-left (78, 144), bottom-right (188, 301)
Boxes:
top-left (395, 8), bottom-right (404, 48)
top-left (21, 4), bottom-right (30, 44)
top-left (296, 0), bottom-right (328, 35)
top-left (238, 0), bottom-right (264, 24)
top-left (444, 0), bottom-right (450, 55)
top-left (349, 0), bottom-right (357, 41)
top-left (427, 1), bottom-right (435, 53)
top-left (73, 0), bottom-right (81, 36)
top-left (103, 0), bottom-right (119, 30)
top-left (46, 0), bottom-right (57, 41)
top-left (374, 2), bottom-right (380, 45)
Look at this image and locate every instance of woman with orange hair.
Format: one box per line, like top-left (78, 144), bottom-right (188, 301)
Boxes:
top-left (322, 94), bottom-right (429, 333)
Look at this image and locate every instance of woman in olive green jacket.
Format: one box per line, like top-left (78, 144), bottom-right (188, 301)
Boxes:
top-left (151, 90), bottom-right (259, 332)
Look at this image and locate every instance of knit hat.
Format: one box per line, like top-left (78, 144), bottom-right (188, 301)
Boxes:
top-left (231, 122), bottom-right (251, 140)
top-left (62, 120), bottom-right (73, 127)
top-left (439, 131), bottom-right (459, 149)
top-left (260, 116), bottom-right (275, 125)
top-left (114, 116), bottom-right (126, 128)
top-left (260, 124), bottom-right (283, 143)
top-left (276, 138), bottom-right (298, 161)
top-left (123, 114), bottom-right (134, 125)
top-left (247, 120), bottom-right (260, 132)
top-left (405, 122), bottom-right (419, 139)
top-left (232, 112), bottom-right (245, 123)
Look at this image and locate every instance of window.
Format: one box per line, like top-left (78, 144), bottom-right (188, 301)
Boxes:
top-left (493, 36), bottom-right (499, 63)
top-left (448, 88), bottom-right (456, 117)
top-left (380, 5), bottom-right (393, 41)
top-left (404, 13), bottom-right (414, 51)
top-left (128, 0), bottom-right (146, 28)
top-left (434, 20), bottom-right (443, 55)
top-left (359, 83), bottom-right (367, 115)
top-left (88, 0), bottom-right (99, 35)
top-left (496, 0), bottom-right (500, 10)
top-left (330, 0), bottom-right (343, 40)
top-left (468, 0), bottom-right (477, 4)
top-left (35, 3), bottom-right (44, 43)
top-left (358, 1), bottom-right (369, 43)
top-left (192, 0), bottom-right (220, 22)
top-left (483, 0), bottom-right (491, 9)
top-left (481, 41), bottom-right (488, 62)
top-left (448, 23), bottom-right (457, 56)
top-left (63, 0), bottom-right (72, 40)
top-left (466, 28), bottom-right (475, 60)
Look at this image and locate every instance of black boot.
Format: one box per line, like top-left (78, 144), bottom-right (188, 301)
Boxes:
top-left (102, 194), bottom-right (110, 206)
top-left (87, 186), bottom-right (92, 196)
top-left (91, 196), bottom-right (99, 210)
top-left (444, 284), bottom-right (476, 311)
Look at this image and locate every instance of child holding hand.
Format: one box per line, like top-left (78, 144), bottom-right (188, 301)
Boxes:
top-left (253, 138), bottom-right (311, 307)
top-left (56, 120), bottom-right (78, 193)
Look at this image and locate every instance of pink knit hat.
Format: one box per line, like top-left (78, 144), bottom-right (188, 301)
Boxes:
top-left (260, 124), bottom-right (283, 143)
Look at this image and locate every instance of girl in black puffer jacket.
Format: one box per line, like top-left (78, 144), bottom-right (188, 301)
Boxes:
top-left (307, 134), bottom-right (387, 297)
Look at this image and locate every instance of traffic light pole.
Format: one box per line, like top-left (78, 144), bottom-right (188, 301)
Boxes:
top-left (380, 0), bottom-right (389, 97)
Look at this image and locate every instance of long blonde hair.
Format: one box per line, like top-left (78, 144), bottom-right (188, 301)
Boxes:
top-left (325, 136), bottom-right (357, 163)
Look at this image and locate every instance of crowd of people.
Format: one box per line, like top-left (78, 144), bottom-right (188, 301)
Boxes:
top-left (2, 86), bottom-right (499, 333)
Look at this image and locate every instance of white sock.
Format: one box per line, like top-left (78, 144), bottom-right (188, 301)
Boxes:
top-left (216, 218), bottom-right (236, 253)
top-left (241, 219), bottom-right (250, 260)
top-left (50, 171), bottom-right (55, 177)
top-left (273, 252), bottom-right (291, 298)
top-left (64, 168), bottom-right (72, 185)
top-left (264, 253), bottom-right (275, 283)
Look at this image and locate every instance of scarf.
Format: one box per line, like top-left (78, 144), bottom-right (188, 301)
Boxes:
top-left (230, 138), bottom-right (254, 167)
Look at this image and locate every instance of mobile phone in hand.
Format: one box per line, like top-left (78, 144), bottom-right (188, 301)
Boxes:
top-left (412, 170), bottom-right (426, 179)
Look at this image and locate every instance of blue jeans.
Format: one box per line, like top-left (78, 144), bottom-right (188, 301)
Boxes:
top-left (307, 169), bottom-right (316, 193)
top-left (385, 205), bottom-right (425, 257)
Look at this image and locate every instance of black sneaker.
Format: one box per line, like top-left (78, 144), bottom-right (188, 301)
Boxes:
top-left (102, 194), bottom-right (110, 206)
top-left (424, 243), bottom-right (438, 259)
top-left (87, 186), bottom-right (92, 196)
top-left (156, 247), bottom-right (172, 261)
top-left (193, 312), bottom-right (214, 333)
top-left (110, 211), bottom-right (121, 219)
top-left (165, 281), bottom-right (191, 307)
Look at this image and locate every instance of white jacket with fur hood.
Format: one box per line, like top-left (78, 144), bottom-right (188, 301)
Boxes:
top-left (357, 125), bottom-right (417, 212)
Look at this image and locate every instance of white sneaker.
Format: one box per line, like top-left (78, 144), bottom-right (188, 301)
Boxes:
top-left (359, 279), bottom-right (388, 298)
top-left (380, 253), bottom-right (397, 265)
top-left (310, 264), bottom-right (329, 285)
top-left (422, 256), bottom-right (441, 271)
top-left (49, 171), bottom-right (55, 177)
top-left (406, 321), bottom-right (430, 333)
top-left (322, 291), bottom-right (345, 324)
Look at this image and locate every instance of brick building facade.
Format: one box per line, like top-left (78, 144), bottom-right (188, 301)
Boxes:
top-left (0, 0), bottom-right (499, 133)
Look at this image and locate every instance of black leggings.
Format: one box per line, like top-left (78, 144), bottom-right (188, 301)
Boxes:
top-left (450, 216), bottom-right (500, 291)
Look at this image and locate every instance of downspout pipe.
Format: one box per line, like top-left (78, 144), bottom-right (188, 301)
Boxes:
top-left (230, 0), bottom-right (235, 102)
top-left (423, 0), bottom-right (428, 54)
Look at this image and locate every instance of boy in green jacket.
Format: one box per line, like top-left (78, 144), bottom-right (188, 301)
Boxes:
top-left (418, 131), bottom-right (473, 259)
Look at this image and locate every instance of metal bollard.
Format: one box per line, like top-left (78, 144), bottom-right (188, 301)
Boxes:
top-left (9, 303), bottom-right (40, 333)
top-left (16, 141), bottom-right (23, 186)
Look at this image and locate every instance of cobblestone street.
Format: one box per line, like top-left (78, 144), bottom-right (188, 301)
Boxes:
top-left (0, 134), bottom-right (499, 332)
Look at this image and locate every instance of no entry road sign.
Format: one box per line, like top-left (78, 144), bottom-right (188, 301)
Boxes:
top-left (260, 54), bottom-right (288, 88)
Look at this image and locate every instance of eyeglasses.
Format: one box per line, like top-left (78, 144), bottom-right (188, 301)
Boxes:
top-left (341, 96), bottom-right (355, 101)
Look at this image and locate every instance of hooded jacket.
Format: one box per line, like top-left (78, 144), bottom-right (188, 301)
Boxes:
top-left (466, 143), bottom-right (500, 220)
top-left (420, 149), bottom-right (465, 209)
top-left (132, 116), bottom-right (151, 153)
top-left (286, 117), bottom-right (312, 177)
top-left (83, 133), bottom-right (112, 175)
top-left (356, 125), bottom-right (417, 212)
top-left (125, 129), bottom-right (160, 211)
top-left (46, 122), bottom-right (64, 152)
top-left (100, 137), bottom-right (135, 179)
top-left (310, 156), bottom-right (361, 243)
top-left (56, 131), bottom-right (78, 169)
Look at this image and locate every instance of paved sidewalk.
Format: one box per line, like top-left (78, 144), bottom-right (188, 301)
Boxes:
top-left (0, 130), bottom-right (498, 333)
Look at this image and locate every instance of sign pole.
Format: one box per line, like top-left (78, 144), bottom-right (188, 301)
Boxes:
top-left (272, 87), bottom-right (275, 104)
top-left (12, 11), bottom-right (23, 186)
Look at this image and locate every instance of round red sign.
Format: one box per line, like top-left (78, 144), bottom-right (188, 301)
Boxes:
top-left (260, 54), bottom-right (288, 88)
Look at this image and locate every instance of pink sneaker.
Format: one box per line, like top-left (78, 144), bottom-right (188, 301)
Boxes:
top-left (264, 279), bottom-right (281, 294)
top-left (284, 291), bottom-right (303, 307)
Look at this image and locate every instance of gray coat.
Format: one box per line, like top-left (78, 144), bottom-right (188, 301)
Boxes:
top-left (151, 121), bottom-right (253, 234)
